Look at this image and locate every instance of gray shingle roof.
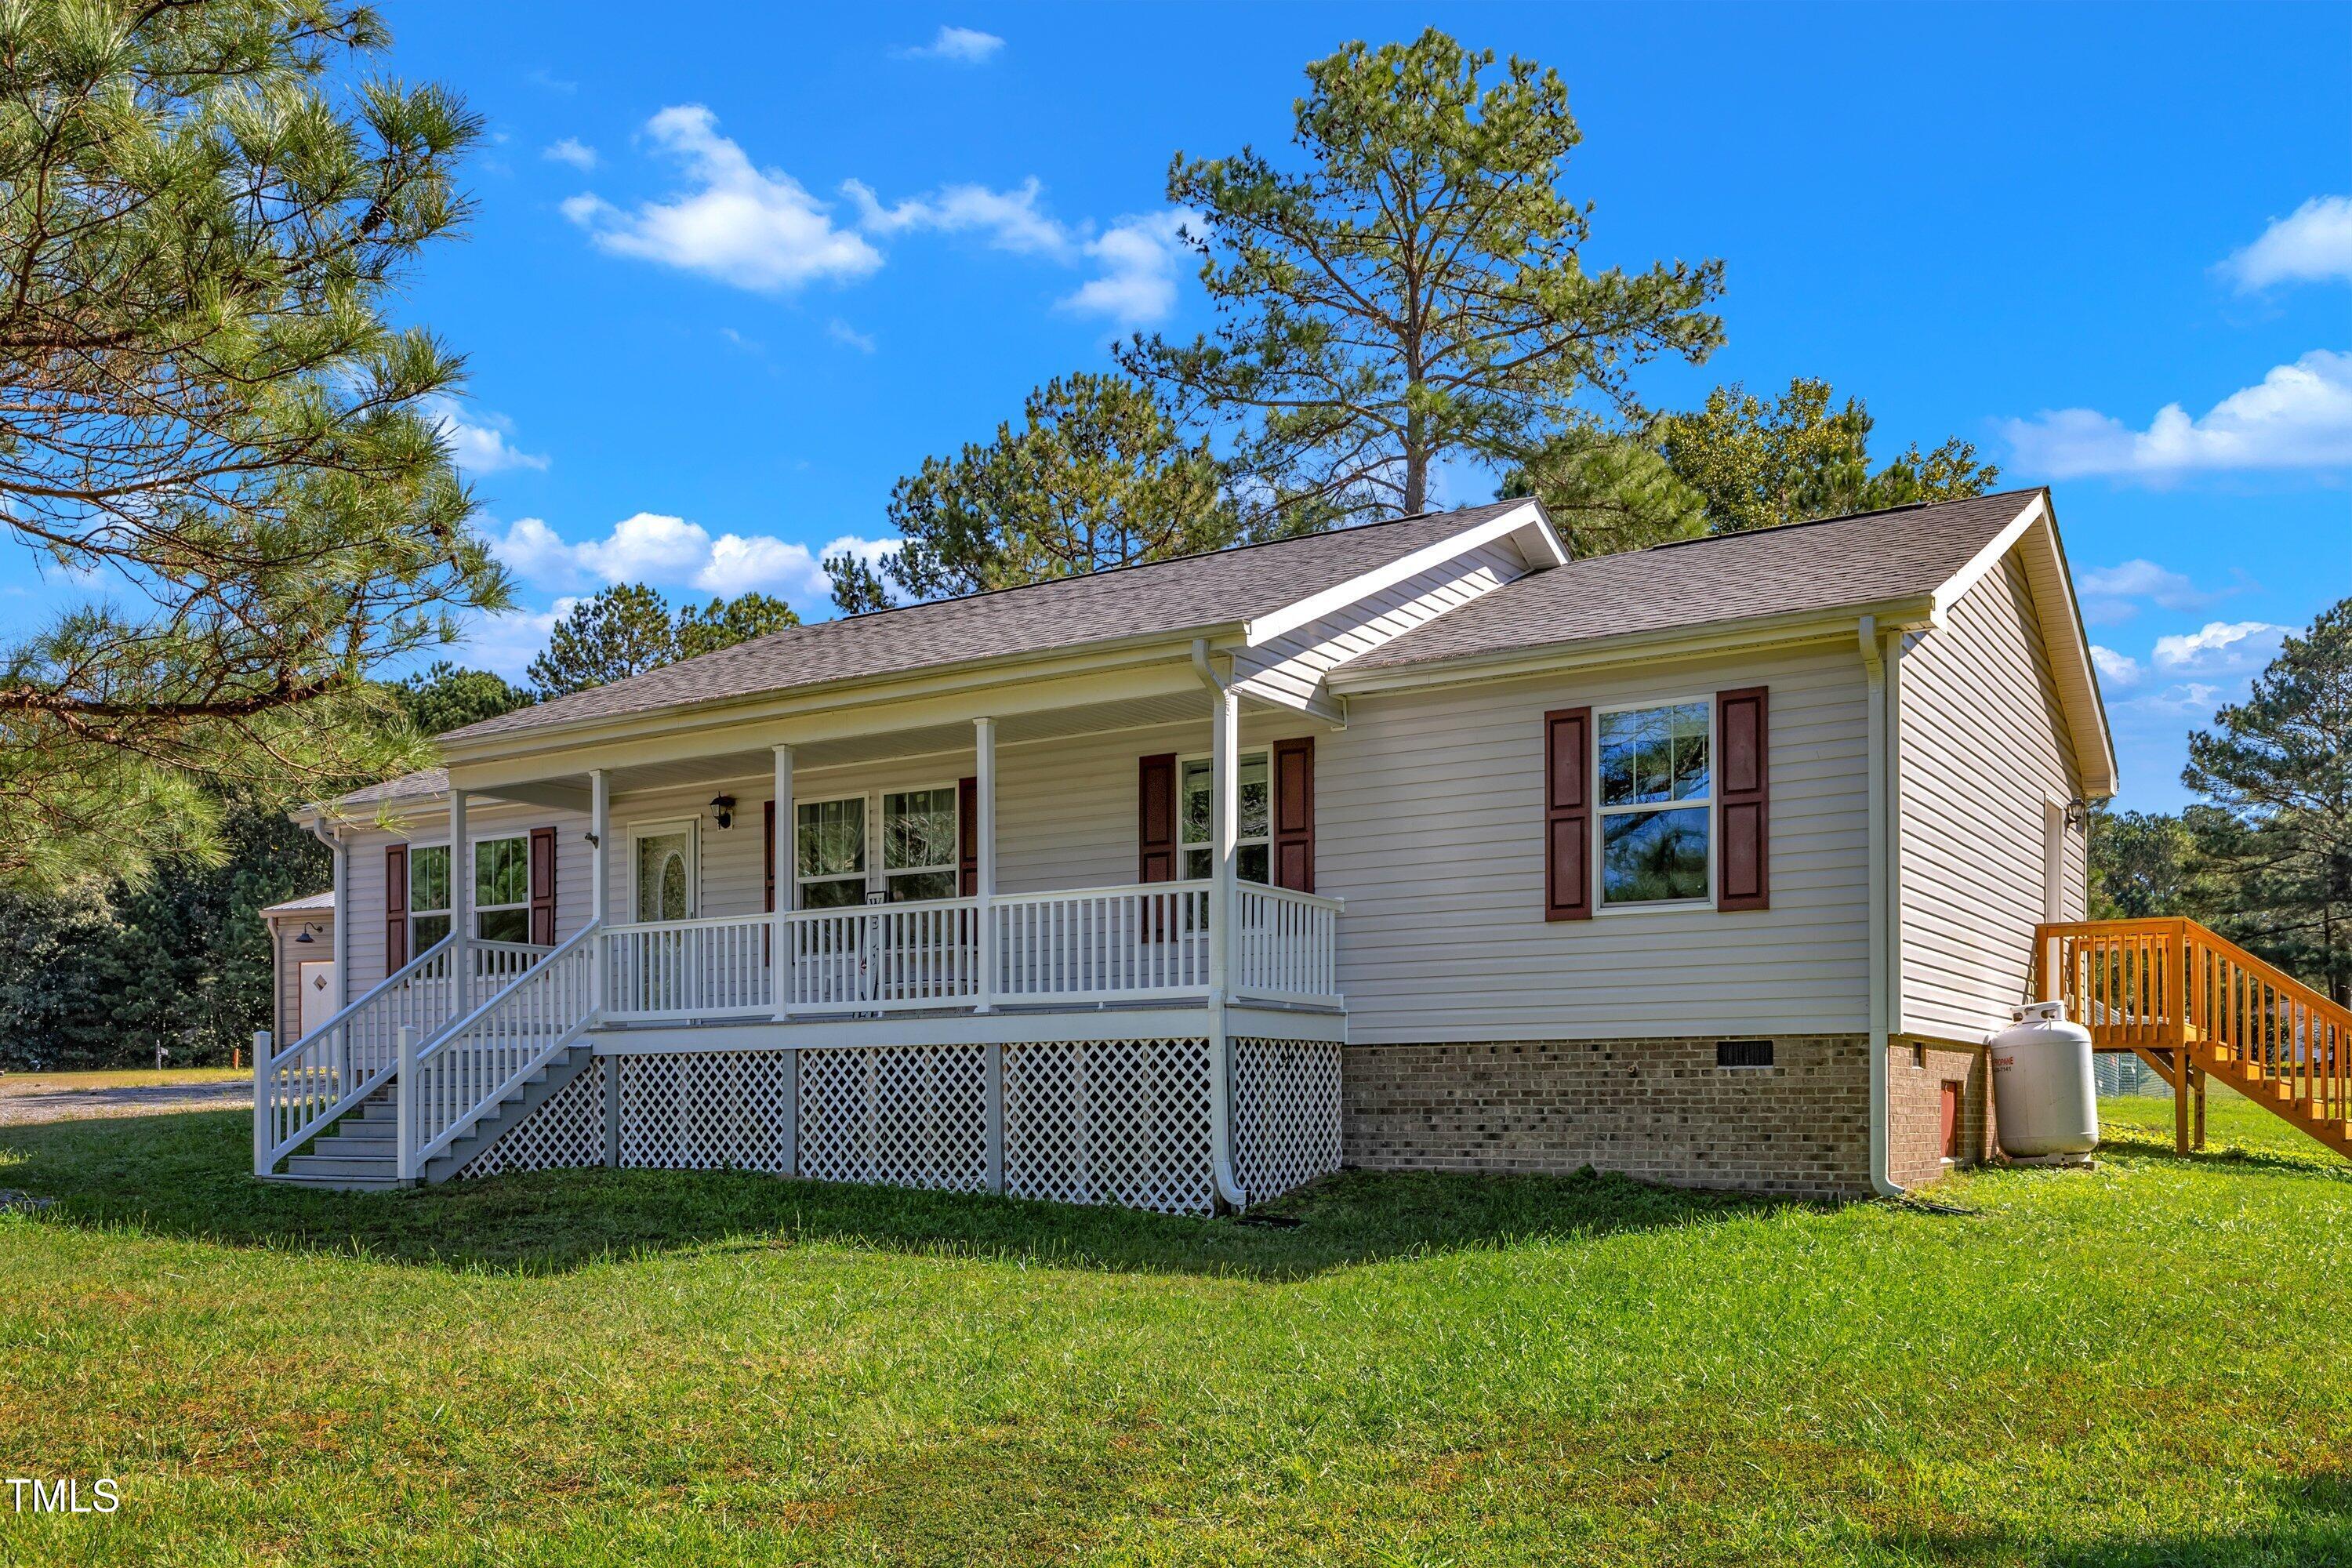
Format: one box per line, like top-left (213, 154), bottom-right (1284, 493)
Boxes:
top-left (260, 889), bottom-right (335, 916)
top-left (1338, 490), bottom-right (2044, 677)
top-left (444, 499), bottom-right (1535, 746)
top-left (336, 767), bottom-right (448, 808)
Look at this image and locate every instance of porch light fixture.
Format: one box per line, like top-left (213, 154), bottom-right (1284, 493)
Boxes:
top-left (2063, 797), bottom-right (2090, 833)
top-left (710, 794), bottom-right (736, 830)
top-left (294, 927), bottom-right (315, 944)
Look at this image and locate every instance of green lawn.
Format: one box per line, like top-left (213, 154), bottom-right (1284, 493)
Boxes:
top-left (2, 1096), bottom-right (2349, 1566)
top-left (0, 1068), bottom-right (249, 1096)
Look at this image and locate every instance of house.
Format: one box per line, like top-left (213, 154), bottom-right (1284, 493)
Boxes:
top-left (256, 488), bottom-right (2114, 1207)
top-left (256, 891), bottom-right (337, 1052)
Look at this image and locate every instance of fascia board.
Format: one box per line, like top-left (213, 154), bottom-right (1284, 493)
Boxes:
top-left (1240, 502), bottom-right (1559, 649)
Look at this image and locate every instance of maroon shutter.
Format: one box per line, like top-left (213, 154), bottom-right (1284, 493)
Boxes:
top-left (1272, 736), bottom-right (1316, 893)
top-left (1716, 686), bottom-right (1770, 912)
top-left (385, 844), bottom-right (409, 968)
top-left (528, 826), bottom-right (557, 946)
top-left (764, 800), bottom-right (778, 913)
top-left (1544, 707), bottom-right (1593, 921)
top-left (958, 776), bottom-right (979, 896)
top-left (1138, 753), bottom-right (1178, 883)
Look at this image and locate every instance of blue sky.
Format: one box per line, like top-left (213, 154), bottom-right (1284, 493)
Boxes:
top-left (5, 3), bottom-right (2347, 811)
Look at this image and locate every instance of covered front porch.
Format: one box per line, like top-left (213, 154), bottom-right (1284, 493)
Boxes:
top-left (265, 644), bottom-right (1347, 1212)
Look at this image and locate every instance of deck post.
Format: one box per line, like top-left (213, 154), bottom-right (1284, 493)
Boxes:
top-left (448, 786), bottom-right (471, 1015)
top-left (602, 1054), bottom-right (619, 1167)
top-left (252, 1030), bottom-right (270, 1176)
top-left (975, 717), bottom-right (996, 1015)
top-left (590, 769), bottom-right (611, 1018)
top-left (394, 1025), bottom-right (418, 1183)
top-left (771, 746), bottom-right (793, 1020)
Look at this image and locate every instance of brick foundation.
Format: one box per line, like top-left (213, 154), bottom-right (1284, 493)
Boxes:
top-left (1884, 1040), bottom-right (1998, 1189)
top-left (1341, 1036), bottom-right (1873, 1198)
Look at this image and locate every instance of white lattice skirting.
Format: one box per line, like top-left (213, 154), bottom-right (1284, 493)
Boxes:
top-left (459, 1036), bottom-right (1341, 1214)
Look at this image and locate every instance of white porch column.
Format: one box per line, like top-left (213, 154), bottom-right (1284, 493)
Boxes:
top-left (448, 786), bottom-right (470, 1007)
top-left (975, 717), bottom-right (996, 1014)
top-left (1207, 686), bottom-right (1239, 1004)
top-left (771, 745), bottom-right (793, 1020)
top-left (590, 768), bottom-right (611, 1018)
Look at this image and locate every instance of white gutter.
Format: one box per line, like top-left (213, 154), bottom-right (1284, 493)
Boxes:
top-left (1858, 616), bottom-right (1905, 1200)
top-left (302, 814), bottom-right (350, 1015)
top-left (1189, 637), bottom-right (1250, 1211)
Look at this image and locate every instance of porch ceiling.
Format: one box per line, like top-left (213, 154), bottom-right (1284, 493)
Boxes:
top-left (537, 688), bottom-right (1236, 800)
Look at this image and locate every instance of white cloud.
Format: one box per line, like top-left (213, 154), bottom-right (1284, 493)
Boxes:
top-left (1059, 209), bottom-right (1198, 328)
top-left (826, 318), bottom-right (876, 353)
top-left (488, 512), bottom-right (900, 606)
top-left (2002, 350), bottom-right (2352, 480)
top-left (430, 401), bottom-right (549, 474)
top-left (563, 105), bottom-right (881, 292)
top-left (2089, 645), bottom-right (2143, 689)
top-left (450, 598), bottom-right (575, 683)
top-left (543, 137), bottom-right (597, 171)
top-left (2151, 619), bottom-right (2289, 677)
top-left (2223, 195), bottom-right (2352, 291)
top-left (844, 176), bottom-right (1073, 259)
top-left (895, 26), bottom-right (1004, 64)
top-left (2076, 558), bottom-right (2221, 625)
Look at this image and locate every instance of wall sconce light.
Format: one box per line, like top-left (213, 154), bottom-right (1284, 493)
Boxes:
top-left (710, 794), bottom-right (736, 830)
top-left (294, 926), bottom-right (316, 944)
top-left (2063, 798), bottom-right (2091, 833)
top-left (583, 830), bottom-right (600, 848)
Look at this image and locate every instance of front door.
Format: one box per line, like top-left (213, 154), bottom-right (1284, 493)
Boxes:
top-left (634, 826), bottom-right (696, 923)
top-left (630, 824), bottom-right (697, 1014)
top-left (297, 960), bottom-right (336, 1041)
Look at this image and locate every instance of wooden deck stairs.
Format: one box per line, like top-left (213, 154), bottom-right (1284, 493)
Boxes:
top-left (2038, 918), bottom-right (2352, 1160)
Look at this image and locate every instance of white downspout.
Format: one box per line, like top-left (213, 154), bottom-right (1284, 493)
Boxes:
top-left (1860, 616), bottom-right (1906, 1200)
top-left (1190, 637), bottom-right (1250, 1210)
top-left (303, 815), bottom-right (349, 1013)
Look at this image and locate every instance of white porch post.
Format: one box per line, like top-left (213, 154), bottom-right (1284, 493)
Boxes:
top-left (448, 786), bottom-right (470, 1008)
top-left (1208, 687), bottom-right (1239, 1004)
top-left (590, 768), bottom-right (611, 1018)
top-left (975, 717), bottom-right (1003, 1194)
top-left (771, 745), bottom-right (793, 1019)
top-left (975, 717), bottom-right (996, 1014)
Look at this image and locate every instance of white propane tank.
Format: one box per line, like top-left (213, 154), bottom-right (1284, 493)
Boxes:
top-left (1988, 1000), bottom-right (2099, 1163)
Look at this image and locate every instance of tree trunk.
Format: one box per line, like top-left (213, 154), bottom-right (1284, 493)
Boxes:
top-left (1403, 405), bottom-right (1428, 516)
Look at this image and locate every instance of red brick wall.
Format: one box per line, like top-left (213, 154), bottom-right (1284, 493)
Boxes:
top-left (1884, 1040), bottom-right (1997, 1189)
top-left (1341, 1036), bottom-right (1873, 1199)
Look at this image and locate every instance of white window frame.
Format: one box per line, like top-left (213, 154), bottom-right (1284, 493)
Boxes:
top-left (1592, 696), bottom-right (1717, 913)
top-left (408, 831), bottom-right (531, 948)
top-left (1178, 746), bottom-right (1272, 886)
top-left (878, 780), bottom-right (963, 904)
top-left (627, 818), bottom-right (700, 923)
top-left (793, 781), bottom-right (965, 907)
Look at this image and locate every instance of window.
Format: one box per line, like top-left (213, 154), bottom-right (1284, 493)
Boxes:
top-left (1597, 702), bottom-right (1711, 906)
top-left (474, 837), bottom-right (532, 942)
top-left (1180, 750), bottom-right (1269, 884)
top-left (796, 797), bottom-right (867, 909)
top-left (882, 786), bottom-right (959, 902)
top-left (632, 823), bottom-right (695, 922)
top-left (409, 834), bottom-right (530, 946)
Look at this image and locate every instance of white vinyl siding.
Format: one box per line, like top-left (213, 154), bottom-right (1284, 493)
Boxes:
top-left (340, 800), bottom-right (590, 993)
top-left (1322, 648), bottom-right (1872, 1043)
top-left (1896, 548), bottom-right (2089, 1043)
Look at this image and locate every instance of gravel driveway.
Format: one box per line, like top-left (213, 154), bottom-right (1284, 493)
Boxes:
top-left (0, 1080), bottom-right (252, 1127)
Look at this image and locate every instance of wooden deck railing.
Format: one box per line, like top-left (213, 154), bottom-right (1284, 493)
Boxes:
top-left (2036, 917), bottom-right (2352, 1152)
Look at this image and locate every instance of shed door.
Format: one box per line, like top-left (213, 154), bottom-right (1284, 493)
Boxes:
top-left (297, 960), bottom-right (337, 1041)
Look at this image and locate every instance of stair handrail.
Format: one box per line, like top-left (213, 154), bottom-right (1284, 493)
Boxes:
top-left (256, 934), bottom-right (457, 1173)
top-left (401, 920), bottom-right (601, 1176)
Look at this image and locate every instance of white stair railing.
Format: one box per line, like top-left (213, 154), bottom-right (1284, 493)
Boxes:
top-left (254, 937), bottom-right (555, 1175)
top-left (403, 922), bottom-right (600, 1175)
top-left (1233, 884), bottom-right (1344, 1006)
top-left (256, 937), bottom-right (455, 1172)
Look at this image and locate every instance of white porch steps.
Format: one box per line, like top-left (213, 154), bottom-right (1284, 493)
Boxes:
top-left (260, 1044), bottom-right (598, 1190)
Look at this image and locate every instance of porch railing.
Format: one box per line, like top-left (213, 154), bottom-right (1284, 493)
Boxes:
top-left (603, 914), bottom-right (776, 1022)
top-left (586, 880), bottom-right (1341, 1022)
top-left (254, 936), bottom-right (552, 1172)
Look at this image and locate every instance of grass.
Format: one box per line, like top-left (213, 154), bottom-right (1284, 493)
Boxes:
top-left (2, 1096), bottom-right (2350, 1566)
top-left (0, 1069), bottom-right (248, 1096)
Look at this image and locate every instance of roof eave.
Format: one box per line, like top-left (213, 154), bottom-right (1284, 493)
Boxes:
top-left (1324, 594), bottom-right (1944, 695)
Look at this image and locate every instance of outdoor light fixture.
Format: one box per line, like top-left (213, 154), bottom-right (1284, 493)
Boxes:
top-left (294, 927), bottom-right (315, 944)
top-left (2064, 797), bottom-right (2091, 832)
top-left (710, 794), bottom-right (736, 829)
